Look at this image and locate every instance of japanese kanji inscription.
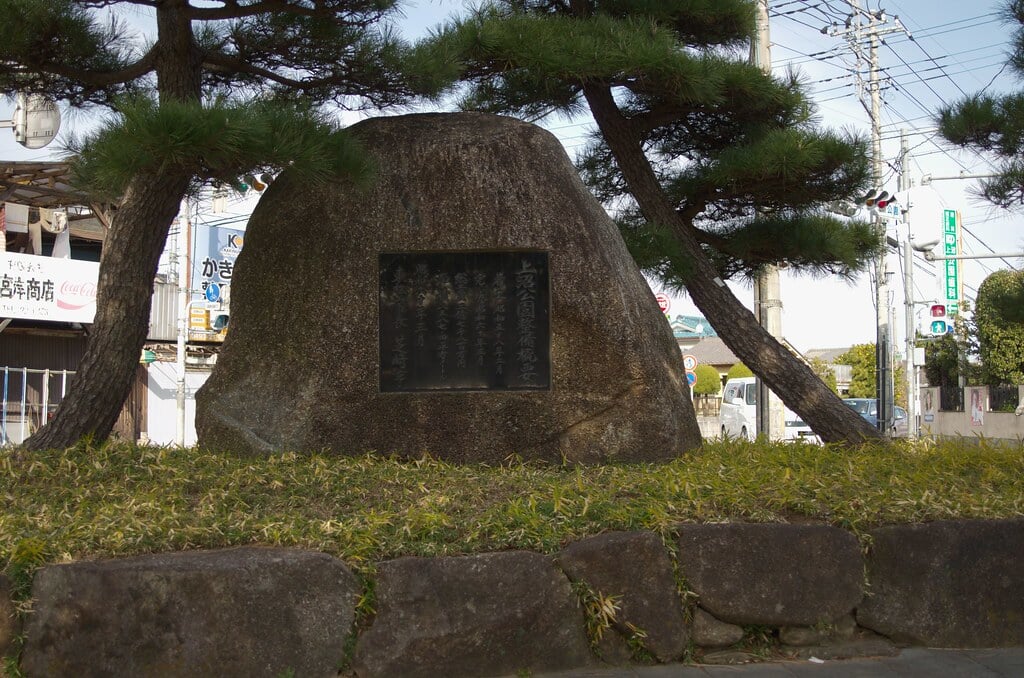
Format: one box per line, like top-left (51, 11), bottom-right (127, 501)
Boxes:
top-left (378, 251), bottom-right (551, 392)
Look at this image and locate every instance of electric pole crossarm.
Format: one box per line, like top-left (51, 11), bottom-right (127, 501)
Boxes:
top-left (923, 251), bottom-right (1024, 261)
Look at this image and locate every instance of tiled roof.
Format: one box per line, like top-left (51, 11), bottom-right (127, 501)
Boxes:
top-left (684, 337), bottom-right (738, 366)
top-left (805, 347), bottom-right (854, 363)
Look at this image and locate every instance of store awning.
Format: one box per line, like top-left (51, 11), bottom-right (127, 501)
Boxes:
top-left (1, 161), bottom-right (106, 241)
top-left (0, 161), bottom-right (89, 208)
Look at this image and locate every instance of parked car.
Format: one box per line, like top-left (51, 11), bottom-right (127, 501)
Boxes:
top-left (841, 398), bottom-right (909, 437)
top-left (719, 377), bottom-right (821, 443)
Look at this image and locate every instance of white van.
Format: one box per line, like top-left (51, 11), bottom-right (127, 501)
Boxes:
top-left (719, 377), bottom-right (820, 443)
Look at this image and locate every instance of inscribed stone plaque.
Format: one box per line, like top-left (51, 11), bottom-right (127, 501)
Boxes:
top-left (379, 251), bottom-right (550, 392)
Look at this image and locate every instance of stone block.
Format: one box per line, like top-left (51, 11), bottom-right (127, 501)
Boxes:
top-left (857, 519), bottom-right (1024, 647)
top-left (352, 551), bottom-right (594, 677)
top-left (676, 523), bottom-right (863, 626)
top-left (692, 608), bottom-right (744, 649)
top-left (557, 531), bottom-right (688, 662)
top-left (22, 547), bottom-right (358, 678)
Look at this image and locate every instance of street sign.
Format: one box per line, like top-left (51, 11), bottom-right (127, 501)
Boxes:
top-left (205, 282), bottom-right (221, 303)
top-left (655, 293), bottom-right (671, 313)
top-left (682, 354), bottom-right (697, 371)
top-left (942, 210), bottom-right (961, 313)
top-left (686, 371), bottom-right (696, 386)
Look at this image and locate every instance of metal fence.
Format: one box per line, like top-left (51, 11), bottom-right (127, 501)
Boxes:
top-left (989, 385), bottom-right (1020, 413)
top-left (939, 384), bottom-right (964, 412)
top-left (1, 366), bottom-right (75, 445)
top-left (693, 395), bottom-right (722, 417)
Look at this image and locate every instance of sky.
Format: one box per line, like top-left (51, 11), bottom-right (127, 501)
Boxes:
top-left (2, 0), bottom-right (1023, 353)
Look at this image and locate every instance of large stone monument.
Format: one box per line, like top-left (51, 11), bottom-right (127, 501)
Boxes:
top-left (196, 113), bottom-right (701, 462)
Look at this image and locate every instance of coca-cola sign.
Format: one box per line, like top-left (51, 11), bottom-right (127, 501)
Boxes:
top-left (57, 280), bottom-right (98, 310)
top-left (1, 252), bottom-right (99, 322)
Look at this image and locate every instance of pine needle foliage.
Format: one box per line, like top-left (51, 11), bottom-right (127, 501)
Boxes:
top-left (937, 0), bottom-right (1024, 208)
top-left (69, 97), bottom-right (373, 200)
top-left (412, 0), bottom-right (879, 281)
top-left (0, 0), bottom-right (142, 104)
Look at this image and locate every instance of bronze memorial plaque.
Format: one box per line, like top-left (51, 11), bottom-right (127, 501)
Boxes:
top-left (379, 251), bottom-right (551, 392)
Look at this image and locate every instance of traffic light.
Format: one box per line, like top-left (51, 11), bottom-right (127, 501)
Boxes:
top-left (859, 189), bottom-right (897, 211)
top-left (231, 173), bottom-right (274, 194)
top-left (925, 303), bottom-right (950, 336)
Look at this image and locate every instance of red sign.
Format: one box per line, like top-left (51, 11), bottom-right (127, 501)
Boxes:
top-left (655, 293), bottom-right (671, 313)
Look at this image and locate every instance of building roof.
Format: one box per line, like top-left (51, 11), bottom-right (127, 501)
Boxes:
top-left (805, 347), bottom-right (854, 363)
top-left (670, 314), bottom-right (717, 340)
top-left (685, 336), bottom-right (738, 367)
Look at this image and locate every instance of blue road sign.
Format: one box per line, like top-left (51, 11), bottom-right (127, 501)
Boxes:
top-left (205, 282), bottom-right (221, 303)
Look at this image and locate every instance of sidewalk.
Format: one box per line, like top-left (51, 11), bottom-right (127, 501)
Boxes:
top-left (530, 648), bottom-right (1024, 677)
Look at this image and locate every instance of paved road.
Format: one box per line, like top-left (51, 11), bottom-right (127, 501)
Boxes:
top-left (530, 648), bottom-right (1024, 677)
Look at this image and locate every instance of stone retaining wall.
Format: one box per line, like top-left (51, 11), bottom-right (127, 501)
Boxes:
top-left (5, 519), bottom-right (1022, 677)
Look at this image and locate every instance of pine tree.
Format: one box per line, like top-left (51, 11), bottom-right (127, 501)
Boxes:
top-left (937, 0), bottom-right (1024, 322)
top-left (1, 0), bottom-right (413, 450)
top-left (413, 0), bottom-right (883, 443)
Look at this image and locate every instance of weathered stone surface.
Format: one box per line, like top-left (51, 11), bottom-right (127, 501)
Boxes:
top-left (0, 574), bottom-right (18, 659)
top-left (557, 531), bottom-right (688, 662)
top-left (676, 523), bottom-right (863, 627)
top-left (592, 629), bottom-right (634, 665)
top-left (692, 608), bottom-right (744, 649)
top-left (857, 519), bottom-right (1024, 647)
top-left (780, 633), bottom-right (898, 661)
top-left (779, 613), bottom-right (860, 646)
top-left (21, 547), bottom-right (358, 678)
top-left (779, 625), bottom-right (827, 646)
top-left (352, 551), bottom-right (594, 677)
top-left (699, 650), bottom-right (761, 665)
top-left (832, 613), bottom-right (858, 640)
top-left (196, 112), bottom-right (701, 463)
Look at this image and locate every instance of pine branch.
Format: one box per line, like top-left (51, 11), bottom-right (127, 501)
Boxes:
top-left (68, 96), bottom-right (373, 200)
top-left (186, 0), bottom-right (395, 24)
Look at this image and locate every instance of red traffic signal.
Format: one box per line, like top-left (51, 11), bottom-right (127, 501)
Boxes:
top-left (930, 304), bottom-right (946, 316)
top-left (859, 189), bottom-right (897, 210)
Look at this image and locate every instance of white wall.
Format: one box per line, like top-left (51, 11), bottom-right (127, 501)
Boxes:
top-left (145, 362), bottom-right (210, 446)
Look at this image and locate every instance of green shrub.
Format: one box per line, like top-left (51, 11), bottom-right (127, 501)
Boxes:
top-left (726, 363), bottom-right (753, 380)
top-left (692, 364), bottom-right (722, 395)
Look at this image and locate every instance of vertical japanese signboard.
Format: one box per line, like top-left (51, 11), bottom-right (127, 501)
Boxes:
top-left (942, 209), bottom-right (961, 316)
top-left (184, 224), bottom-right (243, 341)
top-left (191, 224), bottom-right (243, 304)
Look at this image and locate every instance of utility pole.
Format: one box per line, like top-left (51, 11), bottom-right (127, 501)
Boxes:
top-left (751, 0), bottom-right (785, 441)
top-left (175, 201), bottom-right (191, 447)
top-left (898, 131), bottom-right (919, 438)
top-left (826, 2), bottom-right (910, 437)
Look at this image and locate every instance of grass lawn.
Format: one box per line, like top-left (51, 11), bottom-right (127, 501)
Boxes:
top-left (3, 436), bottom-right (1022, 581)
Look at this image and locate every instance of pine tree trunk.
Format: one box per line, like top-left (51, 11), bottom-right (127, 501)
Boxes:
top-left (23, 173), bottom-right (190, 450)
top-left (583, 86), bottom-right (882, 445)
top-left (24, 1), bottom-right (200, 451)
